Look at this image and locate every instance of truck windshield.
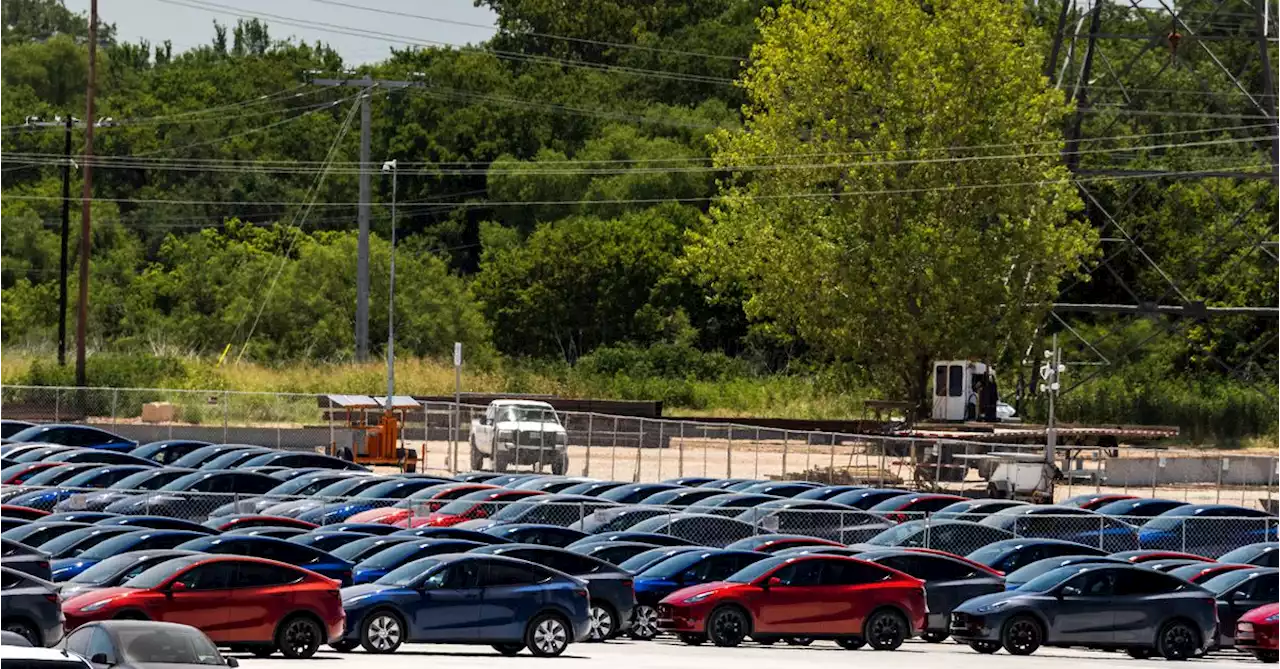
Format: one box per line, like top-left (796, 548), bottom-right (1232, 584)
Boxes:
top-left (500, 407), bottom-right (559, 423)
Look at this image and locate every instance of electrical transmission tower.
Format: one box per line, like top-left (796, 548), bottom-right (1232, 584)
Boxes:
top-left (1040, 0), bottom-right (1279, 398)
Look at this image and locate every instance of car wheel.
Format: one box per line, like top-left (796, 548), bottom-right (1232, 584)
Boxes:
top-left (1126, 648), bottom-right (1154, 659)
top-left (470, 441), bottom-right (484, 470)
top-left (864, 609), bottom-right (907, 651)
top-left (629, 605), bottom-right (659, 640)
top-left (588, 602), bottom-right (617, 642)
top-left (921, 630), bottom-right (949, 643)
top-left (493, 643), bottom-right (524, 656)
top-left (835, 636), bottom-right (866, 650)
top-left (494, 451), bottom-right (510, 473)
top-left (526, 613), bottom-right (571, 657)
top-left (551, 453), bottom-right (567, 476)
top-left (1001, 616), bottom-right (1043, 656)
top-left (707, 607), bottom-right (749, 648)
top-left (330, 640), bottom-right (359, 653)
top-left (1254, 650), bottom-right (1279, 664)
top-left (277, 616), bottom-right (322, 659)
top-left (1155, 620), bottom-right (1199, 661)
top-left (2, 620), bottom-right (38, 647)
top-left (679, 633), bottom-right (707, 646)
top-left (784, 637), bottom-right (814, 646)
top-left (361, 610), bottom-right (405, 654)
top-left (969, 641), bottom-right (1001, 654)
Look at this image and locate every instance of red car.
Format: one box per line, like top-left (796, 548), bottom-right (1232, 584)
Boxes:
top-left (406, 488), bottom-right (545, 527)
top-left (658, 554), bottom-right (926, 650)
top-left (1237, 603), bottom-right (1279, 663)
top-left (205, 515), bottom-right (319, 532)
top-left (1062, 493), bottom-right (1138, 510)
top-left (0, 505), bottom-right (49, 520)
top-left (1114, 549), bottom-right (1214, 564)
top-left (62, 554), bottom-right (344, 659)
top-left (1, 462), bottom-right (62, 484)
top-left (1169, 562), bottom-right (1256, 584)
top-left (347, 483), bottom-right (498, 525)
top-left (867, 493), bottom-right (967, 523)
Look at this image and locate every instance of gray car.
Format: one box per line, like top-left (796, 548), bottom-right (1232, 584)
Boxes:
top-left (949, 563), bottom-right (1216, 660)
top-left (2, 538), bottom-right (52, 581)
top-left (1, 566), bottom-right (65, 647)
top-left (61, 620), bottom-right (239, 669)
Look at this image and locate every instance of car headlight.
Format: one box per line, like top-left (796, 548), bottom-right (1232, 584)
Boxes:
top-left (975, 600), bottom-right (1012, 614)
top-left (682, 591), bottom-right (715, 604)
top-left (80, 598), bottom-right (115, 612)
top-left (1267, 613), bottom-right (1279, 623)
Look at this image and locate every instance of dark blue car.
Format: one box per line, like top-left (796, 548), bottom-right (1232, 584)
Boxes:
top-left (4, 465), bottom-right (154, 511)
top-left (1217, 542), bottom-right (1279, 567)
top-left (291, 531), bottom-right (378, 553)
top-left (4, 424), bottom-right (136, 452)
top-left (298, 479), bottom-right (452, 525)
top-left (95, 515), bottom-right (215, 534)
top-left (53, 467), bottom-right (195, 512)
top-left (389, 527), bottom-right (510, 544)
top-left (1139, 505), bottom-right (1278, 557)
top-left (628, 548), bottom-right (768, 640)
top-left (102, 470), bottom-right (280, 518)
top-left (336, 553), bottom-right (590, 656)
top-left (176, 534), bottom-right (355, 585)
top-left (128, 440), bottom-right (212, 465)
top-left (49, 529), bottom-right (206, 580)
top-left (965, 538), bottom-right (1106, 574)
top-left (481, 524), bottom-right (587, 547)
top-left (352, 539), bottom-right (485, 583)
top-left (1093, 498), bottom-right (1189, 520)
top-left (239, 451), bottom-right (369, 471)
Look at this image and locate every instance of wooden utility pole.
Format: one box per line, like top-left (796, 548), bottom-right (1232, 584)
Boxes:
top-left (76, 0), bottom-right (98, 386)
top-left (59, 114), bottom-right (73, 367)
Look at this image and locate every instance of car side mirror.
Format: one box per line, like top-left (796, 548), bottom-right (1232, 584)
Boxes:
top-left (168, 581), bottom-right (188, 594)
top-left (1059, 585), bottom-right (1080, 598)
top-left (762, 577), bottom-right (782, 589)
top-left (226, 659), bottom-right (239, 668)
top-left (90, 654), bottom-right (110, 666)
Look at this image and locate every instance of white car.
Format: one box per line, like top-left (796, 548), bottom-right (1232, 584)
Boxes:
top-left (469, 400), bottom-right (569, 474)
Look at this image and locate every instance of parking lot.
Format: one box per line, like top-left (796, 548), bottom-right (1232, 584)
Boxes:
top-left (242, 639), bottom-right (1260, 669)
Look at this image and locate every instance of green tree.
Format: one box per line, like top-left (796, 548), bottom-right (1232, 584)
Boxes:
top-left (693, 0), bottom-right (1097, 413)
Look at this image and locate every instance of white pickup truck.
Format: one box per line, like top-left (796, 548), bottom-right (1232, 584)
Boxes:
top-left (469, 399), bottom-right (569, 474)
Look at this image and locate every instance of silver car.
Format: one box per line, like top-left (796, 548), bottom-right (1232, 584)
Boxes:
top-left (1, 566), bottom-right (65, 647)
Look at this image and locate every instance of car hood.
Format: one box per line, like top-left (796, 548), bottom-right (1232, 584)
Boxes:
top-left (341, 583), bottom-right (410, 605)
top-left (660, 581), bottom-right (736, 604)
top-left (352, 567), bottom-right (387, 585)
top-left (1242, 603), bottom-right (1280, 624)
top-left (262, 500), bottom-right (324, 517)
top-left (62, 586), bottom-right (139, 610)
top-left (952, 591), bottom-right (1027, 613)
top-left (493, 421), bottom-right (566, 434)
top-left (59, 584), bottom-right (106, 600)
top-left (454, 519), bottom-right (501, 530)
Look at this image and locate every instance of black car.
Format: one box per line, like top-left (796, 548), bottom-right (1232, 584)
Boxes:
top-left (638, 488), bottom-right (732, 507)
top-left (42, 512), bottom-right (118, 524)
top-left (290, 530), bottom-right (378, 552)
top-left (1, 538), bottom-right (51, 581)
top-left (965, 538), bottom-right (1106, 574)
top-left (858, 548), bottom-right (1006, 642)
top-left (550, 480), bottom-right (629, 496)
top-left (824, 488), bottom-right (911, 510)
top-left (238, 451), bottom-right (369, 471)
top-left (1202, 567), bottom-right (1279, 648)
top-left (568, 506), bottom-right (671, 533)
top-left (685, 493), bottom-right (783, 517)
top-left (697, 478), bottom-right (759, 490)
top-left (9, 446), bottom-right (86, 464)
top-left (735, 482), bottom-right (822, 498)
top-left (735, 499), bottom-right (891, 543)
top-left (222, 526), bottom-right (309, 539)
top-left (792, 485), bottom-right (867, 501)
top-left (2, 521), bottom-right (93, 548)
top-left (53, 468), bottom-right (195, 512)
top-left (933, 499), bottom-right (1029, 522)
top-left (259, 477), bottom-right (393, 518)
top-left (1, 518), bottom-right (29, 532)
top-left (95, 515), bottom-right (215, 534)
top-left (598, 483), bottom-right (685, 505)
top-left (481, 523), bottom-right (587, 547)
top-left (1093, 497), bottom-right (1189, 520)
top-left (771, 545), bottom-right (867, 558)
top-left (1, 506), bottom-right (49, 520)
top-left (128, 440), bottom-right (212, 465)
top-left (329, 535), bottom-right (422, 563)
top-left (568, 540), bottom-right (658, 565)
top-left (627, 513), bottom-right (758, 548)
top-left (6, 465), bottom-right (156, 511)
top-left (477, 494), bottom-right (616, 528)
top-left (35, 526), bottom-right (137, 559)
top-left (198, 448), bottom-right (275, 471)
top-left (627, 548), bottom-right (768, 640)
top-left (566, 531), bottom-right (696, 548)
top-left (949, 563), bottom-right (1217, 659)
top-left (325, 522), bottom-right (402, 536)
top-left (0, 421), bottom-right (35, 439)
top-left (1003, 556), bottom-right (1130, 590)
top-left (472, 543), bottom-right (637, 641)
top-left (2, 463), bottom-right (99, 494)
top-left (387, 526), bottom-right (510, 544)
top-left (352, 539), bottom-right (485, 584)
top-left (725, 534), bottom-right (844, 554)
top-left (662, 477), bottom-right (717, 487)
top-left (49, 530), bottom-right (207, 581)
top-left (39, 450), bottom-right (158, 468)
top-left (453, 471), bottom-right (506, 483)
top-left (168, 444), bottom-right (264, 469)
top-left (1217, 542), bottom-right (1279, 567)
top-left (615, 546), bottom-right (705, 574)
top-left (861, 520), bottom-right (1014, 557)
top-left (102, 470), bottom-right (279, 519)
top-left (980, 505), bottom-right (1140, 552)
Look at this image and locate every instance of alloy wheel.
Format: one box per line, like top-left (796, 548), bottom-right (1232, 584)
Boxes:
top-left (1003, 618), bottom-right (1041, 656)
top-left (630, 605), bottom-right (659, 640)
top-left (533, 617), bottom-right (568, 656)
top-left (366, 613), bottom-right (402, 653)
top-left (283, 619), bottom-right (318, 658)
top-left (589, 605), bottom-right (614, 641)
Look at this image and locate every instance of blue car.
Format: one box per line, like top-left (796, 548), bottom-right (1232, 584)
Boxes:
top-left (965, 538), bottom-right (1106, 574)
top-left (298, 479), bottom-right (452, 525)
top-left (128, 440), bottom-right (212, 465)
top-left (4, 424), bottom-right (136, 452)
top-left (1139, 505), bottom-right (1278, 557)
top-left (1093, 498), bottom-right (1189, 521)
top-left (4, 465), bottom-right (155, 511)
top-left (176, 534), bottom-right (355, 585)
top-left (53, 468), bottom-right (195, 512)
top-left (352, 539), bottom-right (485, 583)
top-left (628, 548), bottom-right (768, 640)
top-left (336, 553), bottom-right (590, 656)
top-left (389, 527), bottom-right (510, 544)
top-left (49, 529), bottom-right (206, 580)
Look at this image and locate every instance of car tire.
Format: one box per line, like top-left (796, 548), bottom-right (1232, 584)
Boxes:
top-left (470, 440), bottom-right (484, 470)
top-left (921, 630), bottom-right (949, 643)
top-left (864, 609), bottom-right (908, 651)
top-left (360, 609), bottom-right (405, 654)
top-left (1001, 615), bottom-right (1043, 656)
top-left (679, 633), bottom-right (707, 646)
top-left (629, 605), bottom-right (659, 640)
top-left (277, 616), bottom-right (323, 659)
top-left (784, 637), bottom-right (814, 646)
top-left (493, 643), bottom-right (524, 656)
top-left (551, 453), bottom-right (567, 476)
top-left (1126, 648), bottom-right (1154, 659)
top-left (1254, 651), bottom-right (1279, 664)
top-left (707, 606), bottom-right (750, 648)
top-left (1155, 620), bottom-right (1199, 661)
top-left (494, 451), bottom-right (510, 473)
top-left (835, 637), bottom-right (866, 650)
top-left (2, 620), bottom-right (38, 647)
top-left (330, 640), bottom-right (359, 653)
top-left (588, 602), bottom-right (617, 642)
top-left (525, 612), bottom-right (571, 657)
top-left (969, 641), bottom-right (1001, 654)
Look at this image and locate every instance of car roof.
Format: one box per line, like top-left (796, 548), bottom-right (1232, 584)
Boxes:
top-left (490, 400), bottom-right (555, 408)
top-left (0, 646), bottom-right (90, 663)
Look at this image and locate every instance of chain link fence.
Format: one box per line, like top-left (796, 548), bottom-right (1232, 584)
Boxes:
top-left (2, 384), bottom-right (1276, 509)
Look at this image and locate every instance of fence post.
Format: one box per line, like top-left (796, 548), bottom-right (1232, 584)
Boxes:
top-left (829, 433), bottom-right (837, 485)
top-left (54, 387), bottom-right (61, 422)
top-left (1151, 455), bottom-right (1158, 498)
top-left (1216, 456), bottom-right (1223, 504)
top-left (222, 390), bottom-right (229, 443)
top-left (275, 392), bottom-right (282, 449)
top-left (781, 430), bottom-right (789, 481)
top-left (754, 427), bottom-right (761, 479)
top-left (611, 417), bottom-right (618, 481)
top-left (110, 388), bottom-right (119, 427)
top-left (327, 397), bottom-right (335, 458)
top-left (678, 421), bottom-right (685, 478)
top-left (634, 419), bottom-right (644, 483)
top-left (1099, 514), bottom-right (1106, 550)
top-left (725, 427), bottom-right (733, 478)
top-left (934, 442), bottom-right (943, 492)
top-left (1267, 458), bottom-right (1275, 509)
top-left (656, 422), bottom-right (664, 482)
top-left (878, 439), bottom-right (885, 488)
top-left (584, 413), bottom-right (593, 478)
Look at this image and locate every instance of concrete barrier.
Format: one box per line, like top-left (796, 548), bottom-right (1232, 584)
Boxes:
top-left (1105, 455), bottom-right (1277, 486)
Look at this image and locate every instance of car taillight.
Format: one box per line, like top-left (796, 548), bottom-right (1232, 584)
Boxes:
top-left (38, 561), bottom-right (49, 570)
top-left (574, 588), bottom-right (589, 599)
top-left (623, 580), bottom-right (634, 590)
top-left (44, 593), bottom-right (58, 604)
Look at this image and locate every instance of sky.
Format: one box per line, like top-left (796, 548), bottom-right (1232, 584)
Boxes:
top-left (63, 0), bottom-right (499, 64)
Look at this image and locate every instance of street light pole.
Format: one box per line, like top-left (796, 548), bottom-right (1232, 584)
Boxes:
top-left (382, 159), bottom-right (398, 411)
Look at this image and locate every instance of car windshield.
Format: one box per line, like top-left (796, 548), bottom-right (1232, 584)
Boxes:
top-left (435, 491), bottom-right (500, 515)
top-left (123, 557), bottom-right (203, 588)
top-left (1202, 570), bottom-right (1264, 595)
top-left (23, 466), bottom-right (88, 485)
top-left (498, 406), bottom-right (559, 423)
top-left (725, 556), bottom-right (785, 583)
top-left (1019, 565), bottom-right (1088, 592)
top-left (640, 551), bottom-right (712, 578)
top-left (866, 522), bottom-right (924, 546)
top-left (357, 482), bottom-right (426, 500)
top-left (332, 538), bottom-right (400, 561)
top-left (1142, 507), bottom-right (1199, 531)
top-left (619, 549), bottom-right (688, 573)
top-left (69, 554), bottom-right (157, 585)
top-left (377, 557), bottom-right (442, 587)
top-left (966, 543), bottom-right (1009, 566)
top-left (112, 471), bottom-right (170, 490)
top-left (76, 532), bottom-right (148, 560)
top-left (38, 529), bottom-right (107, 556)
top-left (315, 478), bottom-right (380, 498)
top-left (118, 628), bottom-right (224, 665)
top-left (159, 472), bottom-right (210, 492)
top-left (359, 542), bottom-right (442, 569)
